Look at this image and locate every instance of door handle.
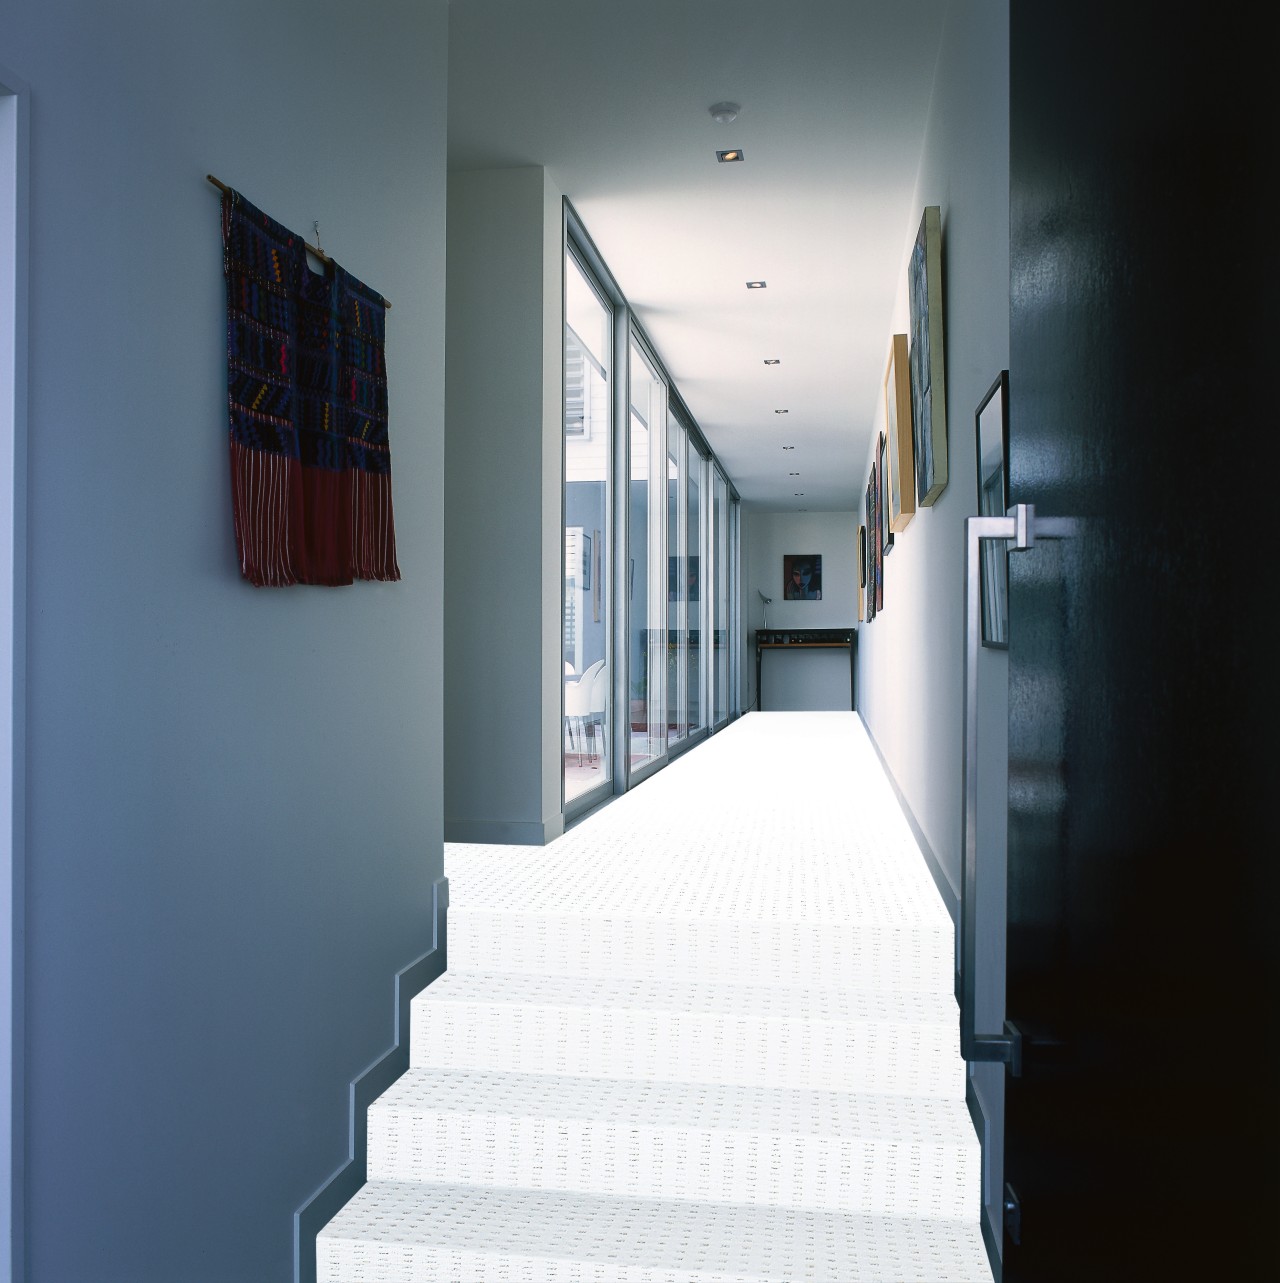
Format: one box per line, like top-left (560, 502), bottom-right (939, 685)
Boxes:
top-left (961, 504), bottom-right (1076, 1074)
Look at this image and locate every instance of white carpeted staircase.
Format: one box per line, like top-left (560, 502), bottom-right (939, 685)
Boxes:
top-left (318, 713), bottom-right (993, 1281)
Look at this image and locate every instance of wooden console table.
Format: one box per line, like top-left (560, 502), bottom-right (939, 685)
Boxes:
top-left (755, 627), bottom-right (858, 711)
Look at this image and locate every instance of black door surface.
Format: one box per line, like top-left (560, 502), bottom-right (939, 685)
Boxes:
top-left (1005, 6), bottom-right (1278, 1279)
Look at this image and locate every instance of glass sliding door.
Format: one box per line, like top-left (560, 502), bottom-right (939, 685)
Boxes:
top-left (687, 441), bottom-right (706, 737)
top-left (713, 468), bottom-right (730, 727)
top-left (666, 415), bottom-right (687, 747)
top-left (563, 250), bottom-right (613, 804)
top-left (628, 339), bottom-right (667, 773)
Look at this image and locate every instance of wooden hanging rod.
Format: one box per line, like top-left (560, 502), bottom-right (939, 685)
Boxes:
top-left (207, 173), bottom-right (392, 308)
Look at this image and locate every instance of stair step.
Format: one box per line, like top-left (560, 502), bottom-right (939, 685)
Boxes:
top-left (317, 1180), bottom-right (992, 1282)
top-left (447, 908), bottom-right (953, 993)
top-left (368, 1068), bottom-right (979, 1218)
top-left (410, 972), bottom-right (963, 1097)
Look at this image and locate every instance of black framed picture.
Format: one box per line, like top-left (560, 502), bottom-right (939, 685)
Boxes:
top-left (879, 431), bottom-right (894, 556)
top-left (975, 370), bottom-right (1010, 648)
top-left (782, 554), bottom-right (822, 600)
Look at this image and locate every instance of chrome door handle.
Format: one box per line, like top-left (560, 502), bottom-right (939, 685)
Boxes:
top-left (961, 504), bottom-right (1076, 1073)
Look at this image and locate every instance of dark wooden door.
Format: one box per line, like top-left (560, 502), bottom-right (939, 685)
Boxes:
top-left (1005, 6), bottom-right (1279, 1278)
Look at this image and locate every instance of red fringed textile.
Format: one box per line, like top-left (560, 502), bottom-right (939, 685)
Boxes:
top-left (221, 188), bottom-right (399, 587)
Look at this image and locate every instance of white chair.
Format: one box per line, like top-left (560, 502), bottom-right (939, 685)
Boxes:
top-left (564, 658), bottom-right (604, 764)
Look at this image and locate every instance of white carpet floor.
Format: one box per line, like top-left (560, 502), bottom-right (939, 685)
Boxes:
top-left (318, 711), bottom-right (992, 1281)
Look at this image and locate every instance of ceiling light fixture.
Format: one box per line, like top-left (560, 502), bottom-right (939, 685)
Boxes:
top-left (709, 101), bottom-right (740, 124)
top-left (794, 493), bottom-right (805, 497)
top-left (782, 445), bottom-right (795, 451)
top-left (763, 359), bottom-right (780, 365)
top-left (788, 471), bottom-right (800, 476)
top-left (746, 280), bottom-right (767, 289)
top-left (774, 409), bottom-right (788, 414)
top-left (716, 149), bottom-right (744, 163)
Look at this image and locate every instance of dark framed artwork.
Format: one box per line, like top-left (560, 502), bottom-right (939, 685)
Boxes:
top-left (908, 205), bottom-right (948, 506)
top-left (874, 459), bottom-right (883, 612)
top-left (864, 475), bottom-right (877, 621)
top-left (878, 431), bottom-right (894, 556)
top-left (782, 554), bottom-right (822, 600)
top-left (975, 371), bottom-right (1010, 648)
top-left (884, 333), bottom-right (916, 532)
top-left (861, 520), bottom-right (872, 620)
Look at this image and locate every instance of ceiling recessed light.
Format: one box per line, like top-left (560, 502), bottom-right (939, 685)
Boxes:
top-left (782, 445), bottom-right (795, 450)
top-left (794, 493), bottom-right (805, 497)
top-left (763, 359), bottom-right (780, 365)
top-left (746, 280), bottom-right (767, 289)
top-left (716, 149), bottom-right (744, 163)
top-left (788, 471), bottom-right (800, 476)
top-left (774, 409), bottom-right (788, 414)
top-left (709, 101), bottom-right (740, 124)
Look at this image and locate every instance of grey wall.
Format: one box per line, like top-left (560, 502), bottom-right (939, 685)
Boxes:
top-left (854, 0), bottom-right (1010, 1252)
top-left (0, 1), bottom-right (447, 1278)
top-left (742, 509), bottom-right (857, 712)
top-left (444, 167), bottom-right (564, 844)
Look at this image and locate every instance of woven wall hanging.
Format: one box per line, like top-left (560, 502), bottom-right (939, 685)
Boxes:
top-left (218, 184), bottom-right (399, 586)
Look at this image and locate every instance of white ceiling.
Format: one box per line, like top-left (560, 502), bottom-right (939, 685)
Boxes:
top-left (447, 1), bottom-right (949, 511)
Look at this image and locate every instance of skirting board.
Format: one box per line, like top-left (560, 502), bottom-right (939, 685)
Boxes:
top-left (857, 714), bottom-right (962, 1001)
top-left (967, 1075), bottom-right (1004, 1282)
top-left (857, 713), bottom-right (960, 925)
top-left (444, 814), bottom-right (565, 845)
top-left (293, 875), bottom-right (449, 1283)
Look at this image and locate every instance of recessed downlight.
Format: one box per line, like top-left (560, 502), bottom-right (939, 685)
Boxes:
top-left (774, 409), bottom-right (789, 414)
top-left (794, 493), bottom-right (805, 497)
top-left (716, 149), bottom-right (744, 163)
top-left (746, 280), bottom-right (767, 289)
top-left (763, 358), bottom-right (781, 365)
top-left (782, 445), bottom-right (795, 451)
top-left (788, 471), bottom-right (800, 476)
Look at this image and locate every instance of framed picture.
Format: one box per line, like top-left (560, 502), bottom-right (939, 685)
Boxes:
top-left (873, 460), bottom-right (883, 612)
top-left (866, 459), bottom-right (883, 616)
top-left (908, 205), bottom-right (948, 506)
top-left (878, 431), bottom-right (894, 556)
top-left (884, 333), bottom-right (916, 532)
top-left (782, 554), bottom-right (822, 600)
top-left (975, 371), bottom-right (1010, 648)
top-left (864, 479), bottom-right (875, 621)
top-left (857, 524), bottom-right (867, 621)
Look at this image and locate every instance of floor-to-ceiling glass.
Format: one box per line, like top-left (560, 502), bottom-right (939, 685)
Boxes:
top-left (563, 251), bottom-right (612, 803)
top-left (628, 339), bottom-right (666, 771)
top-left (666, 415), bottom-right (687, 747)
top-left (687, 442), bottom-right (705, 736)
top-left (713, 468), bottom-right (730, 726)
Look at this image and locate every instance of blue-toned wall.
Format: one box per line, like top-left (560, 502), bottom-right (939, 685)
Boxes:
top-left (0, 0), bottom-right (447, 1277)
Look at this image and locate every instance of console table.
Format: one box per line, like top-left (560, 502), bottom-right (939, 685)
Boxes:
top-left (755, 627), bottom-right (857, 711)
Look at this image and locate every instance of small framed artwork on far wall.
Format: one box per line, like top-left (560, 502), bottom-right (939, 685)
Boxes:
top-left (782, 554), bottom-right (822, 600)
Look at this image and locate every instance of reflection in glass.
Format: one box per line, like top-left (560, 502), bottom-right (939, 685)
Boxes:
top-left (713, 470), bottom-right (730, 725)
top-left (564, 253), bottom-right (612, 802)
top-left (687, 445), bottom-right (704, 734)
top-left (667, 416), bottom-right (687, 746)
top-left (629, 341), bottom-right (666, 770)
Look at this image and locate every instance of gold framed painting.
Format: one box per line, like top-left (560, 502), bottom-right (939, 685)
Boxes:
top-left (884, 333), bottom-right (916, 533)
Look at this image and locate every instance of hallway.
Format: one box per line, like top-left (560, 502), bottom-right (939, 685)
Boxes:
top-left (319, 713), bottom-right (991, 1280)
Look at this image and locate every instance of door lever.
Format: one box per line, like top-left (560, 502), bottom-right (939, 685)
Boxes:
top-left (960, 504), bottom-right (1076, 1074)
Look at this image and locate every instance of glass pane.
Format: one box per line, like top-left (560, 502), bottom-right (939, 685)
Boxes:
top-left (628, 340), bottom-right (666, 770)
top-left (667, 416), bottom-right (687, 746)
top-left (687, 446), bottom-right (704, 733)
top-left (564, 252), bottom-right (611, 802)
top-left (713, 470), bottom-right (730, 725)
